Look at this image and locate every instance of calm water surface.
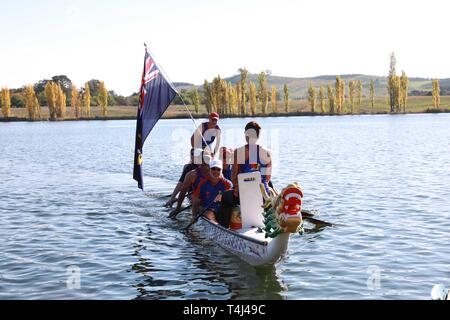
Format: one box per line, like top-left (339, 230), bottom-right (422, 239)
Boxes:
top-left (0, 114), bottom-right (449, 299)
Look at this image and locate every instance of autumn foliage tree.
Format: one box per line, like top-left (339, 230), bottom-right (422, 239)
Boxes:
top-left (319, 84), bottom-right (325, 114)
top-left (257, 72), bottom-right (268, 114)
top-left (25, 85), bottom-right (41, 120)
top-left (228, 83), bottom-right (238, 115)
top-left (356, 80), bottom-right (362, 112)
top-left (283, 84), bottom-right (289, 113)
top-left (203, 80), bottom-right (212, 114)
top-left (1, 87), bottom-right (11, 118)
top-left (71, 86), bottom-right (81, 118)
top-left (432, 79), bottom-right (440, 108)
top-left (45, 82), bottom-right (57, 119)
top-left (249, 81), bottom-right (257, 115)
top-left (348, 80), bottom-right (355, 114)
top-left (98, 81), bottom-right (108, 117)
top-left (307, 82), bottom-right (316, 113)
top-left (327, 83), bottom-right (335, 114)
top-left (56, 84), bottom-right (66, 118)
top-left (387, 52), bottom-right (397, 113)
top-left (84, 82), bottom-right (91, 117)
top-left (271, 86), bottom-right (278, 113)
top-left (239, 68), bottom-right (248, 115)
top-left (191, 88), bottom-right (200, 114)
top-left (400, 71), bottom-right (409, 113)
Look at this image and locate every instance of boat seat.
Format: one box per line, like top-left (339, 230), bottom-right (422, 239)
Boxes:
top-left (238, 171), bottom-right (265, 228)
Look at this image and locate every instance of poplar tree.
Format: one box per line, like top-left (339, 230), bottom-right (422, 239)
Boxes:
top-left (45, 82), bottom-right (57, 119)
top-left (370, 80), bottom-right (375, 113)
top-left (56, 84), bottom-right (66, 119)
top-left (283, 84), bottom-right (289, 112)
top-left (271, 86), bottom-right (278, 113)
top-left (349, 80), bottom-right (355, 114)
top-left (340, 79), bottom-right (346, 113)
top-left (229, 83), bottom-right (238, 115)
top-left (357, 80), bottom-right (362, 112)
top-left (211, 76), bottom-right (221, 113)
top-left (25, 85), bottom-right (40, 120)
top-left (391, 75), bottom-right (401, 113)
top-left (307, 82), bottom-right (316, 113)
top-left (235, 83), bottom-right (242, 115)
top-left (191, 88), bottom-right (200, 114)
top-left (71, 86), bottom-right (80, 118)
top-left (220, 79), bottom-right (228, 115)
top-left (432, 79), bottom-right (440, 108)
top-left (335, 76), bottom-right (343, 113)
top-left (203, 80), bottom-right (212, 114)
top-left (99, 81), bottom-right (108, 117)
top-left (239, 68), bottom-right (248, 115)
top-left (249, 82), bottom-right (257, 115)
top-left (1, 87), bottom-right (11, 118)
top-left (400, 71), bottom-right (408, 113)
top-left (84, 82), bottom-right (91, 117)
top-left (327, 83), bottom-right (335, 114)
top-left (319, 84), bottom-right (325, 114)
top-left (388, 52), bottom-right (397, 113)
top-left (257, 72), bottom-right (268, 114)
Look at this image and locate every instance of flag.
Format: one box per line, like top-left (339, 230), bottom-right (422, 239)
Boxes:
top-left (133, 47), bottom-right (177, 190)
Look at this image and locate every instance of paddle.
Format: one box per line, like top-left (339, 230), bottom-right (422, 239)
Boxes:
top-left (168, 204), bottom-right (192, 219)
top-left (184, 206), bottom-right (210, 231)
top-left (184, 194), bottom-right (220, 231)
top-left (301, 209), bottom-right (334, 227)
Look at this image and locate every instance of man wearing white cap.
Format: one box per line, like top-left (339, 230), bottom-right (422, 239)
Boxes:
top-left (192, 158), bottom-right (233, 224)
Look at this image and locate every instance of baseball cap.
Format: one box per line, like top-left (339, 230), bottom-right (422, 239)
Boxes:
top-left (209, 112), bottom-right (219, 120)
top-left (209, 159), bottom-right (223, 169)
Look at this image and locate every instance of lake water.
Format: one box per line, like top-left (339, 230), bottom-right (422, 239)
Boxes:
top-left (0, 114), bottom-right (449, 299)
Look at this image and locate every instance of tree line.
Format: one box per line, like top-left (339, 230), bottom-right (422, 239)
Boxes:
top-left (1, 76), bottom-right (109, 120)
top-left (0, 54), bottom-right (445, 120)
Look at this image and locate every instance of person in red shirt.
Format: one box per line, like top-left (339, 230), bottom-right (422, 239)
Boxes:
top-left (191, 112), bottom-right (221, 156)
top-left (192, 159), bottom-right (233, 224)
top-left (169, 149), bottom-right (212, 219)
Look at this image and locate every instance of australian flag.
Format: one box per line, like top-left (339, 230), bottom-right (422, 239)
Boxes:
top-left (133, 47), bottom-right (177, 190)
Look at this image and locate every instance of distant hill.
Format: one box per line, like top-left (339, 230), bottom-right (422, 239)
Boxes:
top-left (178, 74), bottom-right (450, 98)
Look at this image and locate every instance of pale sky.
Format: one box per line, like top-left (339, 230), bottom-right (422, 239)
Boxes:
top-left (1, 0), bottom-right (449, 95)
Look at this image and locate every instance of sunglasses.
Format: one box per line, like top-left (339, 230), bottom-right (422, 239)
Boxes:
top-left (211, 167), bottom-right (222, 172)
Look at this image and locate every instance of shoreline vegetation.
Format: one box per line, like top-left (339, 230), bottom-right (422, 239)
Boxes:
top-left (1, 99), bottom-right (449, 123)
top-left (2, 53), bottom-right (450, 122)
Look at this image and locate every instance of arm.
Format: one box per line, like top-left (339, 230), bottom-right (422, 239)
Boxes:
top-left (191, 124), bottom-right (202, 149)
top-left (171, 170), bottom-right (195, 213)
top-left (164, 181), bottom-right (183, 207)
top-left (231, 150), bottom-right (239, 196)
top-left (260, 148), bottom-right (272, 182)
top-left (192, 196), bottom-right (200, 221)
top-left (213, 129), bottom-right (221, 157)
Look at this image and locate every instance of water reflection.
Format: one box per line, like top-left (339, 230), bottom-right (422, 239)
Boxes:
top-left (129, 219), bottom-right (289, 300)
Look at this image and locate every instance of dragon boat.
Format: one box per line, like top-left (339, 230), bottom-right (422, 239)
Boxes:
top-left (192, 171), bottom-right (304, 266)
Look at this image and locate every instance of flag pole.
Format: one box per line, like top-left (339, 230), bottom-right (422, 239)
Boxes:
top-left (145, 44), bottom-right (213, 156)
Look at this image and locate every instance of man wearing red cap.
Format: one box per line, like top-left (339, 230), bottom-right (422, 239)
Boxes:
top-left (191, 112), bottom-right (221, 156)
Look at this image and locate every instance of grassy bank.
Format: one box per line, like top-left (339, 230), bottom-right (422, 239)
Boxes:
top-left (1, 96), bottom-right (449, 122)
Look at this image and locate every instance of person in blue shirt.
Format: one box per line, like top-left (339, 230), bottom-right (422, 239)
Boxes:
top-left (192, 159), bottom-right (233, 224)
top-left (191, 112), bottom-right (221, 156)
top-left (220, 121), bottom-right (273, 227)
top-left (169, 149), bottom-right (212, 219)
top-left (220, 147), bottom-right (233, 181)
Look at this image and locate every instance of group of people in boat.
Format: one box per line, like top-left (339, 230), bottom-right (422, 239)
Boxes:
top-left (164, 112), bottom-right (272, 229)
